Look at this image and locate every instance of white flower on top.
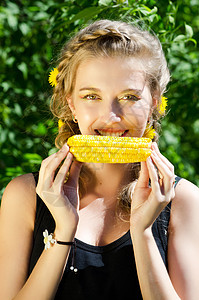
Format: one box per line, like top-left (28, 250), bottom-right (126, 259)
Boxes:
top-left (43, 229), bottom-right (57, 250)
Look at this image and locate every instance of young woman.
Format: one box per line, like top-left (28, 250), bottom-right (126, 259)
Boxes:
top-left (0, 19), bottom-right (199, 300)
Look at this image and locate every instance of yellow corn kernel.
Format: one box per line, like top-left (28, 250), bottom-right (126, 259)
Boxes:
top-left (67, 135), bottom-right (152, 163)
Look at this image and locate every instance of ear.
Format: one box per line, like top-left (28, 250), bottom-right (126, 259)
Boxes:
top-left (66, 96), bottom-right (76, 115)
top-left (147, 95), bottom-right (158, 120)
top-left (152, 96), bottom-right (158, 108)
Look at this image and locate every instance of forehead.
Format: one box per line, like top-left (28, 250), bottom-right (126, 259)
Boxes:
top-left (74, 57), bottom-right (146, 92)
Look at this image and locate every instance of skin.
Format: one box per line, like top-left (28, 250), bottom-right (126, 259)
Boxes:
top-left (0, 56), bottom-right (199, 300)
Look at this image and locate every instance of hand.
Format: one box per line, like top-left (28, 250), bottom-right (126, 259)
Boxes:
top-left (36, 144), bottom-right (82, 237)
top-left (130, 142), bottom-right (175, 233)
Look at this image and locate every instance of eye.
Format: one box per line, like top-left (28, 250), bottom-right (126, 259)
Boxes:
top-left (120, 94), bottom-right (141, 101)
top-left (81, 94), bottom-right (101, 101)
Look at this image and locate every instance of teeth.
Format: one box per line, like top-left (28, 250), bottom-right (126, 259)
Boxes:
top-left (97, 130), bottom-right (126, 137)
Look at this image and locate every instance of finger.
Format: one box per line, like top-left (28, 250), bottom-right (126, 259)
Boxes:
top-left (151, 151), bottom-right (174, 191)
top-left (41, 144), bottom-right (70, 189)
top-left (152, 143), bottom-right (174, 173)
top-left (67, 159), bottom-right (83, 187)
top-left (146, 156), bottom-right (160, 193)
top-left (136, 161), bottom-right (150, 188)
top-left (53, 152), bottom-right (74, 189)
top-left (38, 152), bottom-right (57, 180)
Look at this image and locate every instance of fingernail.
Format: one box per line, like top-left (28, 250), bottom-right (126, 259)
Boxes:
top-left (147, 156), bottom-right (152, 163)
top-left (60, 143), bottom-right (69, 152)
top-left (67, 152), bottom-right (73, 159)
top-left (154, 142), bottom-right (159, 151)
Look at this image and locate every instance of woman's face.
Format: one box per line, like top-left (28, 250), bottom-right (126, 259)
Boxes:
top-left (69, 57), bottom-right (154, 137)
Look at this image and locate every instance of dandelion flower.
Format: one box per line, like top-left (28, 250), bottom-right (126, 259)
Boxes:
top-left (143, 124), bottom-right (156, 139)
top-left (158, 96), bottom-right (168, 115)
top-left (58, 119), bottom-right (65, 129)
top-left (48, 68), bottom-right (59, 87)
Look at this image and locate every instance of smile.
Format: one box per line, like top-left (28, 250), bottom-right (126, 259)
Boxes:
top-left (94, 129), bottom-right (129, 137)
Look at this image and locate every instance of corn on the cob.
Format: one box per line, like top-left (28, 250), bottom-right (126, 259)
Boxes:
top-left (67, 135), bottom-right (152, 163)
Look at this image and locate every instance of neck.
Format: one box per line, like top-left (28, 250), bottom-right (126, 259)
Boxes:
top-left (79, 162), bottom-right (137, 206)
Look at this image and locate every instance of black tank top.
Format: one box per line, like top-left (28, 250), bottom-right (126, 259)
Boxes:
top-left (29, 172), bottom-right (181, 300)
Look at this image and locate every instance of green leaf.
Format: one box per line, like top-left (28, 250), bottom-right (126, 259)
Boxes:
top-left (6, 57), bottom-right (15, 66)
top-left (163, 130), bottom-right (179, 146)
top-left (68, 7), bottom-right (104, 24)
top-left (7, 14), bottom-right (18, 29)
top-left (5, 166), bottom-right (24, 177)
top-left (150, 7), bottom-right (158, 14)
top-left (140, 5), bottom-right (151, 13)
top-left (19, 23), bottom-right (30, 35)
top-left (2, 82), bottom-right (10, 92)
top-left (23, 153), bottom-right (43, 164)
top-left (173, 34), bottom-right (186, 42)
top-left (48, 148), bottom-right (58, 155)
top-left (139, 5), bottom-right (156, 15)
top-left (33, 123), bottom-right (47, 136)
top-left (193, 120), bottom-right (199, 134)
top-left (169, 15), bottom-right (175, 25)
top-left (6, 1), bottom-right (20, 14)
top-left (8, 132), bottom-right (17, 145)
top-left (0, 128), bottom-right (8, 144)
top-left (185, 24), bottom-right (193, 38)
top-left (98, 0), bottom-right (112, 5)
top-left (187, 38), bottom-right (197, 46)
top-left (33, 11), bottom-right (49, 21)
top-left (28, 6), bottom-right (42, 12)
top-left (14, 103), bottom-right (22, 117)
top-left (18, 62), bottom-right (28, 80)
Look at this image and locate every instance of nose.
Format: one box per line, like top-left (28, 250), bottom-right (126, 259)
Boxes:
top-left (103, 112), bottom-right (121, 125)
top-left (100, 102), bottom-right (122, 125)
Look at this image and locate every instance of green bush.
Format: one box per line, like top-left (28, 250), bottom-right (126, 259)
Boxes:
top-left (1, 0), bottom-right (198, 200)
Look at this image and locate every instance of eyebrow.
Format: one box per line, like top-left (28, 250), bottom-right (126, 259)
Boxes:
top-left (79, 87), bottom-right (142, 93)
top-left (79, 87), bottom-right (101, 92)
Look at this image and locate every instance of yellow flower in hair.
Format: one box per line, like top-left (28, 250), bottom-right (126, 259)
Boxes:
top-left (143, 124), bottom-right (156, 139)
top-left (58, 119), bottom-right (65, 129)
top-left (49, 68), bottom-right (59, 87)
top-left (158, 96), bottom-right (168, 115)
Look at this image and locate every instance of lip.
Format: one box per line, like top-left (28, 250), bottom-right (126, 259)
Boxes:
top-left (94, 129), bottom-right (129, 137)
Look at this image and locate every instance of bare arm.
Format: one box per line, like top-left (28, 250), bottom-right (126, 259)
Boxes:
top-left (168, 179), bottom-right (199, 299)
top-left (131, 229), bottom-right (180, 300)
top-left (130, 143), bottom-right (199, 299)
top-left (0, 173), bottom-right (36, 299)
top-left (130, 143), bottom-right (180, 299)
top-left (0, 144), bottom-right (82, 300)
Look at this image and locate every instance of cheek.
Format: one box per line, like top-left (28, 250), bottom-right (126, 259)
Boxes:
top-left (75, 103), bottom-right (99, 121)
top-left (123, 101), bottom-right (151, 127)
top-left (74, 103), bottom-right (99, 133)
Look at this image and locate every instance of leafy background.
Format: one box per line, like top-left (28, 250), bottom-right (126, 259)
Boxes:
top-left (0, 0), bottom-right (199, 200)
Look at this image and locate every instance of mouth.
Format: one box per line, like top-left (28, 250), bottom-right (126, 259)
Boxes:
top-left (94, 129), bottom-right (129, 137)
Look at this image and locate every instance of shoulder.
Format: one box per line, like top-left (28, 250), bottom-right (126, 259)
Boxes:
top-left (3, 172), bottom-right (37, 193)
top-left (2, 172), bottom-right (37, 202)
top-left (171, 177), bottom-right (199, 225)
top-left (168, 176), bottom-right (199, 251)
top-left (1, 173), bottom-right (37, 229)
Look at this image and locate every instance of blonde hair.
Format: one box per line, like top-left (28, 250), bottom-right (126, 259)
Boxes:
top-left (50, 19), bottom-right (170, 218)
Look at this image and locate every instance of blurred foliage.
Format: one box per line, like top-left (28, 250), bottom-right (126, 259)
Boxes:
top-left (0, 0), bottom-right (199, 199)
